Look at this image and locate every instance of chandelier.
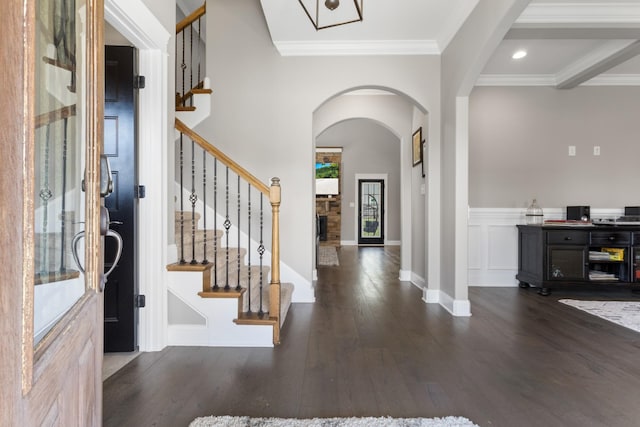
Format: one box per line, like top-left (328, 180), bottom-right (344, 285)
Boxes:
top-left (298, 0), bottom-right (363, 30)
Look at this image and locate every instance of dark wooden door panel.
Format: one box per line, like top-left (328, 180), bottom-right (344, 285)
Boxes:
top-left (104, 45), bottom-right (137, 352)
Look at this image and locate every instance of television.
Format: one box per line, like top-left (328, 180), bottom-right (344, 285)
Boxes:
top-left (315, 162), bottom-right (339, 196)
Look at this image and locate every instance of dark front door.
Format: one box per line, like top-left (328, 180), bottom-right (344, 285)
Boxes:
top-left (104, 45), bottom-right (138, 352)
top-left (358, 179), bottom-right (384, 245)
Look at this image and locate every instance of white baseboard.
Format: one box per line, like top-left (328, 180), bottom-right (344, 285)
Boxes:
top-left (438, 291), bottom-right (472, 317)
top-left (399, 269), bottom-right (412, 281)
top-left (423, 288), bottom-right (440, 304)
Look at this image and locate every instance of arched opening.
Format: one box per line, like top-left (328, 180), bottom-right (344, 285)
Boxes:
top-left (311, 87), bottom-right (429, 288)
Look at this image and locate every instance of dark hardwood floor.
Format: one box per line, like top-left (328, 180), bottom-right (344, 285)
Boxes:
top-left (103, 246), bottom-right (640, 427)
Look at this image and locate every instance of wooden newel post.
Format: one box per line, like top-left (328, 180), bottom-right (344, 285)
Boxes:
top-left (269, 177), bottom-right (282, 344)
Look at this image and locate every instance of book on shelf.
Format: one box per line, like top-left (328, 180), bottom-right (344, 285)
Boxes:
top-left (601, 247), bottom-right (624, 261)
top-left (589, 251), bottom-right (611, 261)
top-left (589, 270), bottom-right (618, 281)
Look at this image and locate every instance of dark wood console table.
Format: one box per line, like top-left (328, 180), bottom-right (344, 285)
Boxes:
top-left (517, 224), bottom-right (640, 295)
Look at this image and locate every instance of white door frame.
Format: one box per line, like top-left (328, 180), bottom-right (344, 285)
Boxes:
top-left (105, 0), bottom-right (171, 351)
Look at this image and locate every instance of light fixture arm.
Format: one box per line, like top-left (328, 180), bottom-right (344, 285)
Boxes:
top-left (298, 0), bottom-right (363, 31)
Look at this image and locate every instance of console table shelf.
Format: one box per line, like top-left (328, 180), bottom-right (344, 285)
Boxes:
top-left (517, 224), bottom-right (640, 295)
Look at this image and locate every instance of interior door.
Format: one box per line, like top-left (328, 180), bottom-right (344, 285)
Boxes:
top-left (104, 45), bottom-right (138, 352)
top-left (0, 0), bottom-right (105, 425)
top-left (358, 179), bottom-right (385, 245)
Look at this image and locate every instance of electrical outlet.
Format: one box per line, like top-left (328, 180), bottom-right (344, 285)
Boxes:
top-left (593, 146), bottom-right (601, 156)
top-left (568, 146), bottom-right (576, 156)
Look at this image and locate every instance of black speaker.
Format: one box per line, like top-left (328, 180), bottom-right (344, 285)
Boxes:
top-left (567, 206), bottom-right (590, 221)
top-left (625, 206), bottom-right (640, 216)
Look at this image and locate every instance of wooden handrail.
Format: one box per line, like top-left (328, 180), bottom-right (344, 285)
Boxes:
top-left (176, 3), bottom-right (206, 34)
top-left (175, 119), bottom-right (270, 195)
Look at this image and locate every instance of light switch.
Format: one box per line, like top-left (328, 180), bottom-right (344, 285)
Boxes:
top-left (349, 202), bottom-right (355, 208)
top-left (568, 146), bottom-right (576, 156)
top-left (593, 146), bottom-right (601, 156)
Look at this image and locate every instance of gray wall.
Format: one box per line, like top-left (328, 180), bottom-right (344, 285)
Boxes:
top-left (105, 21), bottom-right (133, 46)
top-left (201, 0), bottom-right (441, 282)
top-left (316, 119), bottom-right (401, 242)
top-left (469, 86), bottom-right (640, 209)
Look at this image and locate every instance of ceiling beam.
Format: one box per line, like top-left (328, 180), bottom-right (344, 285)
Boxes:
top-left (516, 2), bottom-right (640, 26)
top-left (506, 26), bottom-right (640, 40)
top-left (555, 40), bottom-right (640, 89)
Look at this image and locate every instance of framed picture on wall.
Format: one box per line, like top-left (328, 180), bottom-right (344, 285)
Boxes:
top-left (412, 127), bottom-right (422, 166)
top-left (421, 140), bottom-right (426, 178)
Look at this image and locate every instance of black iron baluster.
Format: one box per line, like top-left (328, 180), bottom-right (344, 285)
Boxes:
top-left (213, 159), bottom-right (219, 290)
top-left (59, 118), bottom-right (68, 272)
top-left (179, 133), bottom-right (185, 264)
top-left (180, 28), bottom-right (186, 105)
top-left (190, 138), bottom-right (198, 264)
top-left (246, 184), bottom-right (252, 314)
top-left (197, 16), bottom-right (202, 86)
top-left (224, 167), bottom-right (231, 290)
top-left (236, 175), bottom-right (241, 292)
top-left (39, 124), bottom-right (53, 275)
top-left (189, 22), bottom-right (194, 107)
top-left (201, 148), bottom-right (208, 264)
top-left (258, 194), bottom-right (265, 318)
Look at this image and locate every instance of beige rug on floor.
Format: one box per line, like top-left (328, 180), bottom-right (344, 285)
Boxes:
top-left (318, 246), bottom-right (339, 266)
top-left (559, 299), bottom-right (640, 333)
top-left (189, 416), bottom-right (479, 427)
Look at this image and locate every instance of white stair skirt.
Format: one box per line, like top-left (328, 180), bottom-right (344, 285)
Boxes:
top-left (166, 270), bottom-right (273, 347)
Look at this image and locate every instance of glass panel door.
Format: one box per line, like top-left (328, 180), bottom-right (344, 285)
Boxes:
top-left (33, 0), bottom-right (87, 344)
top-left (358, 179), bottom-right (384, 245)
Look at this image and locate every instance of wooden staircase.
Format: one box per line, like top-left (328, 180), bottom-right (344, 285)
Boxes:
top-left (166, 203), bottom-right (293, 346)
top-left (167, 3), bottom-right (291, 346)
top-left (168, 211), bottom-right (293, 321)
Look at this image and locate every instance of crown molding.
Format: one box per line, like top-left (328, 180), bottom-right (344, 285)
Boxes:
top-left (516, 2), bottom-right (640, 24)
top-left (475, 73), bottom-right (640, 87)
top-left (273, 40), bottom-right (440, 56)
top-left (475, 74), bottom-right (557, 86)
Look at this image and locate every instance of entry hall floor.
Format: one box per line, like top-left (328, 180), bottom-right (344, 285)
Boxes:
top-left (103, 246), bottom-right (640, 427)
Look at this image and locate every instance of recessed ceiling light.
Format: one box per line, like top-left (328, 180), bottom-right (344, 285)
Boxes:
top-left (512, 50), bottom-right (527, 60)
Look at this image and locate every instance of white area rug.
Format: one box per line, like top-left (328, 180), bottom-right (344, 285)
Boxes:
top-left (559, 299), bottom-right (640, 333)
top-left (189, 416), bottom-right (479, 427)
top-left (318, 246), bottom-right (339, 266)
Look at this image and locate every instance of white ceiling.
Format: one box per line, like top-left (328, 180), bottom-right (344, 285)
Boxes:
top-left (259, 0), bottom-right (640, 88)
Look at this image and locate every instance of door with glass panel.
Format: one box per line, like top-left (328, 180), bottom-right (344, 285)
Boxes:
top-left (0, 0), bottom-right (105, 424)
top-left (358, 179), bottom-right (385, 245)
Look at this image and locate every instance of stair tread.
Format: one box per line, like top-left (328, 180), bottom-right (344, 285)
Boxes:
top-left (176, 106), bottom-right (196, 112)
top-left (167, 262), bottom-right (212, 272)
top-left (191, 88), bottom-right (212, 94)
top-left (234, 313), bottom-right (277, 326)
top-left (198, 288), bottom-right (245, 298)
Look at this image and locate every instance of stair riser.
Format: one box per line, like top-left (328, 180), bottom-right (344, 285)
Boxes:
top-left (175, 231), bottom-right (223, 244)
top-left (177, 247), bottom-right (247, 264)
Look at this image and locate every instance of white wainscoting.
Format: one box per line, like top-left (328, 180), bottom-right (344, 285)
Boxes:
top-left (468, 209), bottom-right (523, 287)
top-left (468, 207), bottom-right (623, 287)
